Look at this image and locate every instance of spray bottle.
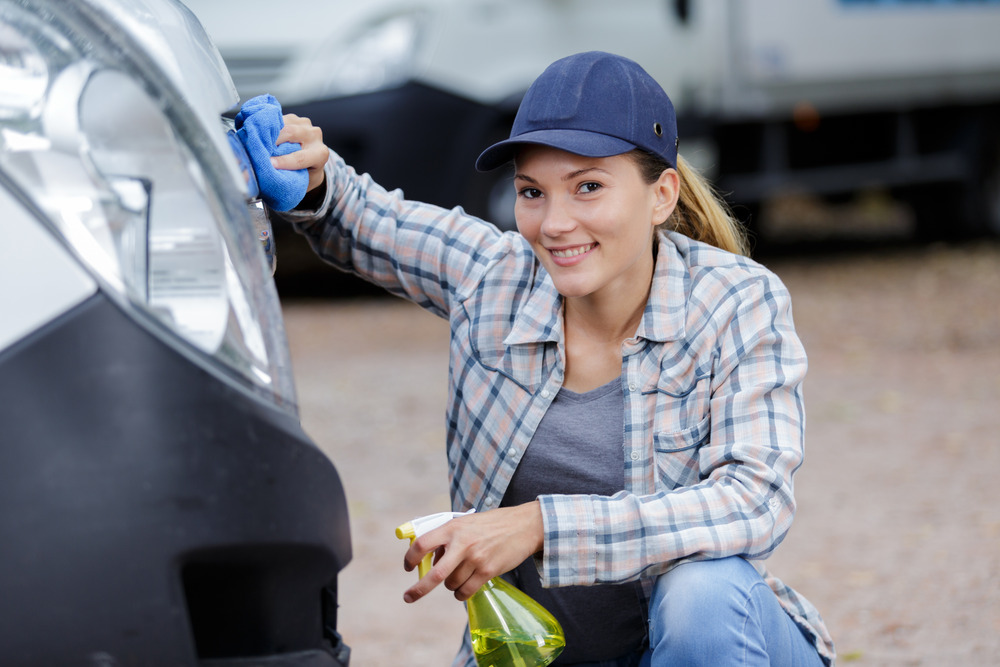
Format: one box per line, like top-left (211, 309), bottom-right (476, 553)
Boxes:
top-left (396, 510), bottom-right (565, 667)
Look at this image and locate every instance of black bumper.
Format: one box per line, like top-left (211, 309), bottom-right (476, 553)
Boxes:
top-left (0, 294), bottom-right (351, 666)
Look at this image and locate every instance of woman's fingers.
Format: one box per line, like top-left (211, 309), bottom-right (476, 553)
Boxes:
top-left (402, 522), bottom-right (477, 602)
top-left (404, 551), bottom-right (486, 603)
top-left (399, 503), bottom-right (544, 603)
top-left (452, 570), bottom-right (489, 602)
top-left (403, 545), bottom-right (461, 603)
top-left (443, 558), bottom-right (479, 595)
top-left (271, 114), bottom-right (328, 191)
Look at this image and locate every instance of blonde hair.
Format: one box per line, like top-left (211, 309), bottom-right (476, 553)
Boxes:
top-left (631, 150), bottom-right (750, 257)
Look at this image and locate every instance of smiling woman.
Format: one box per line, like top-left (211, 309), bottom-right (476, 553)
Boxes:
top-left (510, 148), bottom-right (676, 394)
top-left (261, 51), bottom-right (835, 667)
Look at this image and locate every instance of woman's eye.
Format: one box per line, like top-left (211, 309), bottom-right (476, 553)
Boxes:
top-left (518, 187), bottom-right (542, 200)
top-left (578, 182), bottom-right (602, 194)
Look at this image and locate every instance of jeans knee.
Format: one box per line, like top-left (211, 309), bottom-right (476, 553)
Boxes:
top-left (652, 557), bottom-right (758, 614)
top-left (646, 558), bottom-right (823, 667)
top-left (647, 558), bottom-right (764, 653)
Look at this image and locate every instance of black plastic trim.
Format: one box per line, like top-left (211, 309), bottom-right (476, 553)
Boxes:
top-left (0, 293), bottom-right (351, 665)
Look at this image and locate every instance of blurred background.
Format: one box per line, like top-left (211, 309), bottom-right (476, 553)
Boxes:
top-left (183, 1), bottom-right (1000, 664)
top-left (183, 0), bottom-right (1000, 292)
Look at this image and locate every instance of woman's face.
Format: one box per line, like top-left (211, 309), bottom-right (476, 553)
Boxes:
top-left (513, 145), bottom-right (677, 303)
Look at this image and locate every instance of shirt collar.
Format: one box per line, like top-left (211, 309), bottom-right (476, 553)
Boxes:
top-left (635, 231), bottom-right (688, 343)
top-left (503, 265), bottom-right (564, 347)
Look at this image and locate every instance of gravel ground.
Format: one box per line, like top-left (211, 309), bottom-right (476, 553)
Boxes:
top-left (281, 239), bottom-right (1000, 666)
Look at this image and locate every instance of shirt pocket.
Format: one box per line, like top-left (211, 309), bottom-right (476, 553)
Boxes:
top-left (652, 415), bottom-right (711, 490)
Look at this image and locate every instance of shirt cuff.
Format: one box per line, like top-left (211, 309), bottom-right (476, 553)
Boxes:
top-left (537, 494), bottom-right (599, 587)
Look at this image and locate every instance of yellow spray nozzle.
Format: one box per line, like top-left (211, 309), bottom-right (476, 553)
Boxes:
top-left (395, 522), bottom-right (416, 541)
top-left (395, 509), bottom-right (476, 581)
top-left (395, 520), bottom-right (433, 578)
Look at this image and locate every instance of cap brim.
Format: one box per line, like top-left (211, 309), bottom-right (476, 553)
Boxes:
top-left (475, 129), bottom-right (637, 172)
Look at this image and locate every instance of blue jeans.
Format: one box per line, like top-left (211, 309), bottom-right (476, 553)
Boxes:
top-left (566, 557), bottom-right (824, 667)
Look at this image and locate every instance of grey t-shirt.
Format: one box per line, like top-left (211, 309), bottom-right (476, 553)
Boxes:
top-left (500, 377), bottom-right (647, 664)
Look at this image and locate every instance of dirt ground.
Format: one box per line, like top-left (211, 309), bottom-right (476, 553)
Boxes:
top-left (281, 239), bottom-right (1000, 666)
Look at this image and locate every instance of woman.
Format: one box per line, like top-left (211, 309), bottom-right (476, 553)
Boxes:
top-left (266, 51), bottom-right (835, 666)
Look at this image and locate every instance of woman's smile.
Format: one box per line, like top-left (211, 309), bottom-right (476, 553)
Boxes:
top-left (548, 242), bottom-right (598, 264)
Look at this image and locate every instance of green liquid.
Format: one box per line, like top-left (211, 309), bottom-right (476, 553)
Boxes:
top-left (471, 628), bottom-right (565, 667)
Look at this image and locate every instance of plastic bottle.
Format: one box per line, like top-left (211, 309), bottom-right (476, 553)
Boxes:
top-left (396, 511), bottom-right (565, 667)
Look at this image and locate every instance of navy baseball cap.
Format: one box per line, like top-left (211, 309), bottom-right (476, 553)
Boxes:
top-left (476, 51), bottom-right (678, 172)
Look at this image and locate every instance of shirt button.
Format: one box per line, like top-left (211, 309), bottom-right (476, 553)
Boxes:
top-left (628, 382), bottom-right (638, 392)
top-left (508, 447), bottom-right (517, 457)
top-left (540, 389), bottom-right (551, 399)
top-left (629, 450), bottom-right (640, 461)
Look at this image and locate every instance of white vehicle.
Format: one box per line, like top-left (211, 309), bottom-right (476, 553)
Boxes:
top-left (187, 0), bottom-right (1000, 240)
top-left (0, 0), bottom-right (351, 663)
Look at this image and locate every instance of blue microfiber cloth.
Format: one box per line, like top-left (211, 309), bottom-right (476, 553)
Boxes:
top-left (235, 94), bottom-right (308, 212)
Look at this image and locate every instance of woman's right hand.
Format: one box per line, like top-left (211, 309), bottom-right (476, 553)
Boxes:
top-left (402, 501), bottom-right (544, 603)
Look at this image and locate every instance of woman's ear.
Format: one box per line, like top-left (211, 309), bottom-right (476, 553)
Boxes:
top-left (652, 168), bottom-right (680, 226)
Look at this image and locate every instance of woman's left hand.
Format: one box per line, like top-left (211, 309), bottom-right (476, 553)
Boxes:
top-left (272, 113), bottom-right (328, 193)
top-left (402, 501), bottom-right (545, 603)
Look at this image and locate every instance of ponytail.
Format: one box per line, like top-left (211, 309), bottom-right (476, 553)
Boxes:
top-left (670, 155), bottom-right (750, 256)
top-left (631, 150), bottom-right (750, 257)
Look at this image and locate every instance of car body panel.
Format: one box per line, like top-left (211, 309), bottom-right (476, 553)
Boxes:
top-left (1, 1), bottom-right (353, 662)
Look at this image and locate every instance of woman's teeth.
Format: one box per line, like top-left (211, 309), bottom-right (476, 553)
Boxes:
top-left (551, 243), bottom-right (596, 258)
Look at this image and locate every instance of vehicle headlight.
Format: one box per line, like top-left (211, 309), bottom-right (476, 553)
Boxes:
top-left (299, 12), bottom-right (425, 98)
top-left (0, 0), bottom-right (298, 412)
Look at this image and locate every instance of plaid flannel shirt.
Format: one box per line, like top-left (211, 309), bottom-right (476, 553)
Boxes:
top-left (277, 151), bottom-right (835, 665)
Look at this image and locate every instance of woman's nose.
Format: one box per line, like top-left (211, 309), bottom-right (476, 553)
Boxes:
top-left (539, 199), bottom-right (576, 236)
